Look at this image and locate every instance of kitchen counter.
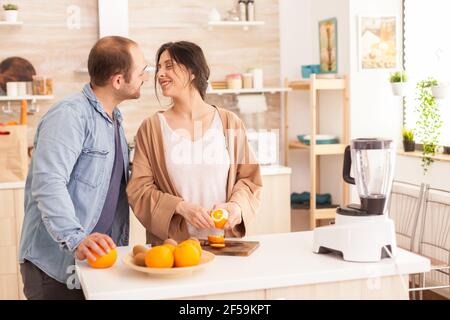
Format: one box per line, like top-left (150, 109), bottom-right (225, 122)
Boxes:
top-left (75, 231), bottom-right (430, 300)
top-left (0, 181), bottom-right (25, 190)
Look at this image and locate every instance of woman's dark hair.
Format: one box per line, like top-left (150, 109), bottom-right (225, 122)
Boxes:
top-left (155, 41), bottom-right (210, 99)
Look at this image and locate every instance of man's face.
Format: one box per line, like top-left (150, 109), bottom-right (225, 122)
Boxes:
top-left (118, 45), bottom-right (148, 99)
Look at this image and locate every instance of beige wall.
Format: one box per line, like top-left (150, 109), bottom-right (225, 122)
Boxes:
top-left (0, 0), bottom-right (281, 145)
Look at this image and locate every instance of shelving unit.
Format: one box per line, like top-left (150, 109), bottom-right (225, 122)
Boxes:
top-left (207, 87), bottom-right (290, 95)
top-left (207, 20), bottom-right (265, 31)
top-left (284, 74), bottom-right (350, 229)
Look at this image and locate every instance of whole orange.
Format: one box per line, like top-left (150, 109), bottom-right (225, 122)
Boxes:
top-left (87, 248), bottom-right (117, 269)
top-left (162, 243), bottom-right (176, 253)
top-left (174, 243), bottom-right (201, 267)
top-left (181, 239), bottom-right (202, 256)
top-left (145, 245), bottom-right (174, 268)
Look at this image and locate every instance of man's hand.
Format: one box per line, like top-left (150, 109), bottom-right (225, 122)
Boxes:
top-left (75, 233), bottom-right (116, 261)
top-left (176, 201), bottom-right (215, 229)
top-left (212, 202), bottom-right (242, 230)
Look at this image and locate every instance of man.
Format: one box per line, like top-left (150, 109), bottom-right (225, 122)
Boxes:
top-left (19, 36), bottom-right (149, 300)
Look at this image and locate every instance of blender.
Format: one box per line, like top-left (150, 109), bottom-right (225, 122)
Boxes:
top-left (312, 138), bottom-right (397, 262)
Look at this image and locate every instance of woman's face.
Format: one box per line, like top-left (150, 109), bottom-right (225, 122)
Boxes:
top-left (156, 50), bottom-right (193, 98)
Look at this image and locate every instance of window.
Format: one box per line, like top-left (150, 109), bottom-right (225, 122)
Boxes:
top-left (404, 0), bottom-right (450, 146)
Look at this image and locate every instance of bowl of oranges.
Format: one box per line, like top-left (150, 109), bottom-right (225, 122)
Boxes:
top-left (122, 237), bottom-right (215, 277)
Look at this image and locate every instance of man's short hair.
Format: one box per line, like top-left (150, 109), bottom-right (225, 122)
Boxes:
top-left (88, 36), bottom-right (137, 87)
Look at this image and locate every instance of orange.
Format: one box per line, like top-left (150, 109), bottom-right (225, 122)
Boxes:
top-left (210, 209), bottom-right (229, 229)
top-left (174, 243), bottom-right (201, 267)
top-left (87, 248), bottom-right (117, 269)
top-left (208, 234), bottom-right (225, 245)
top-left (145, 245), bottom-right (174, 268)
top-left (210, 243), bottom-right (225, 248)
top-left (180, 239), bottom-right (202, 256)
top-left (162, 243), bottom-right (176, 253)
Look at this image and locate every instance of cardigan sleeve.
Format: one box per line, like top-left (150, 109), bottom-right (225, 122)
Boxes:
top-left (227, 117), bottom-right (263, 238)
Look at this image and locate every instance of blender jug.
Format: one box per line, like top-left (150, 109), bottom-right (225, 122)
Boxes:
top-left (343, 138), bottom-right (396, 215)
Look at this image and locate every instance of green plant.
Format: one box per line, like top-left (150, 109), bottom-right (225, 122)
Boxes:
top-left (415, 78), bottom-right (442, 174)
top-left (390, 71), bottom-right (407, 83)
top-left (3, 4), bottom-right (18, 10)
top-left (401, 127), bottom-right (414, 141)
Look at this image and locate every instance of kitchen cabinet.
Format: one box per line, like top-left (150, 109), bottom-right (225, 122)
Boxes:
top-left (246, 166), bottom-right (291, 236)
top-left (0, 182), bottom-right (25, 300)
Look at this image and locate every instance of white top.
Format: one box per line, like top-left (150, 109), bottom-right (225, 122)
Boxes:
top-left (159, 110), bottom-right (230, 239)
top-left (75, 231), bottom-right (431, 300)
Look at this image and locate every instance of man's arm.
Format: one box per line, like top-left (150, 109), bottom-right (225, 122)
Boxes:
top-left (31, 104), bottom-right (87, 253)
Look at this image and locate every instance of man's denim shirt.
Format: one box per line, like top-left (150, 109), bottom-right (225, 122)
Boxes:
top-left (19, 83), bottom-right (130, 283)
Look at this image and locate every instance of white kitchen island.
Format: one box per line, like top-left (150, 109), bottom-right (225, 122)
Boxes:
top-left (75, 231), bottom-right (430, 300)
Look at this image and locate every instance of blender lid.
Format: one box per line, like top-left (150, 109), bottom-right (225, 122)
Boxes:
top-left (351, 138), bottom-right (393, 150)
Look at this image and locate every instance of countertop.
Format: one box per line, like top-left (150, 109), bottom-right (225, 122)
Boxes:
top-left (75, 231), bottom-right (430, 300)
top-left (260, 165), bottom-right (291, 176)
top-left (0, 181), bottom-right (25, 190)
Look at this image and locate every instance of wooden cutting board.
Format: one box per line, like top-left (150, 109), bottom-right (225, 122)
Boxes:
top-left (199, 240), bottom-right (260, 256)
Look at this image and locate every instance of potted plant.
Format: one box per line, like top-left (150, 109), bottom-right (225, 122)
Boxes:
top-left (3, 3), bottom-right (18, 22)
top-left (415, 78), bottom-right (443, 174)
top-left (431, 81), bottom-right (450, 99)
top-left (390, 71), bottom-right (409, 96)
top-left (401, 127), bottom-right (415, 152)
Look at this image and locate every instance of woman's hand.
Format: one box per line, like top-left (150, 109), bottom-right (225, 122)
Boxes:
top-left (176, 201), bottom-right (215, 229)
top-left (212, 202), bottom-right (242, 230)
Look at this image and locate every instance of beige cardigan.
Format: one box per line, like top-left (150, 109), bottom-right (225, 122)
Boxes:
top-left (126, 107), bottom-right (263, 245)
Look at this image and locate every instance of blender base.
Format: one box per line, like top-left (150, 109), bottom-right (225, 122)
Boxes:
top-left (312, 213), bottom-right (397, 262)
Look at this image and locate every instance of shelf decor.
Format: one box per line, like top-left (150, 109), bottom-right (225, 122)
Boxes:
top-left (319, 17), bottom-right (338, 74)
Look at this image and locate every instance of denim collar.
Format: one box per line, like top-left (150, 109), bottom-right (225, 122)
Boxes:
top-left (82, 83), bottom-right (123, 124)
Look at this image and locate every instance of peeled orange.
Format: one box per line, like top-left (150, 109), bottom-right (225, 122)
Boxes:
top-left (87, 248), bottom-right (117, 269)
top-left (145, 245), bottom-right (174, 268)
top-left (208, 234), bottom-right (225, 245)
top-left (211, 209), bottom-right (229, 229)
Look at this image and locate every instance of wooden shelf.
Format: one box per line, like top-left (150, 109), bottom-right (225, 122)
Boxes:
top-left (289, 141), bottom-right (346, 155)
top-left (288, 78), bottom-right (346, 91)
top-left (0, 21), bottom-right (23, 26)
top-left (397, 150), bottom-right (450, 163)
top-left (292, 203), bottom-right (339, 210)
top-left (0, 95), bottom-right (54, 101)
top-left (207, 87), bottom-right (290, 95)
top-left (74, 67), bottom-right (88, 74)
top-left (207, 21), bottom-right (265, 31)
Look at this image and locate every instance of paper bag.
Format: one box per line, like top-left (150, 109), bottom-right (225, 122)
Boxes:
top-left (0, 125), bottom-right (28, 182)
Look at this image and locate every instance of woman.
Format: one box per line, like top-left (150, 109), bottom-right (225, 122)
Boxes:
top-left (127, 41), bottom-right (262, 244)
